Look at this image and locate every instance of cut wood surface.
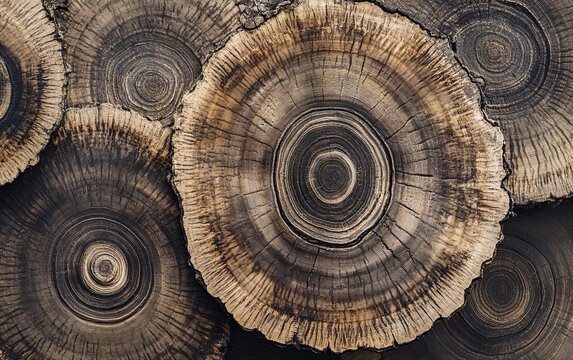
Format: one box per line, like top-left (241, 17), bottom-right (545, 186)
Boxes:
top-left (0, 0), bottom-right (65, 185)
top-left (0, 105), bottom-right (229, 359)
top-left (378, 0), bottom-right (573, 205)
top-left (381, 203), bottom-right (573, 359)
top-left (173, 0), bottom-right (509, 352)
top-left (54, 0), bottom-right (241, 125)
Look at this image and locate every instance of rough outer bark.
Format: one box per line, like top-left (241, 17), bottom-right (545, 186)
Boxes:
top-left (0, 0), bottom-right (65, 185)
top-left (173, 0), bottom-right (509, 352)
top-left (236, 0), bottom-right (296, 29)
top-left (381, 203), bottom-right (573, 359)
top-left (377, 0), bottom-right (573, 205)
top-left (0, 104), bottom-right (229, 359)
top-left (54, 0), bottom-right (241, 125)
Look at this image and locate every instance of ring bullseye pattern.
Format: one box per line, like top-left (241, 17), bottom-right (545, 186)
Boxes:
top-left (454, 3), bottom-right (550, 110)
top-left (58, 0), bottom-right (241, 124)
top-left (378, 0), bottom-right (573, 204)
top-left (0, 0), bottom-right (65, 185)
top-left (381, 204), bottom-right (573, 359)
top-left (92, 32), bottom-right (201, 122)
top-left (53, 212), bottom-right (153, 324)
top-left (274, 109), bottom-right (393, 246)
top-left (173, 0), bottom-right (508, 352)
top-left (0, 105), bottom-right (229, 359)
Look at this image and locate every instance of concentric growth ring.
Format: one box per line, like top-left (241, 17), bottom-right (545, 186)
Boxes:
top-left (381, 204), bottom-right (573, 359)
top-left (274, 108), bottom-right (393, 247)
top-left (0, 105), bottom-right (229, 359)
top-left (58, 0), bottom-right (241, 124)
top-left (174, 0), bottom-right (508, 352)
top-left (53, 212), bottom-right (153, 324)
top-left (379, 0), bottom-right (573, 204)
top-left (0, 0), bottom-right (65, 185)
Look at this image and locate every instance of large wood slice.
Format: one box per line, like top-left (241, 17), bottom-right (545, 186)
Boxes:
top-left (54, 0), bottom-right (241, 125)
top-left (381, 203), bottom-right (573, 359)
top-left (0, 105), bottom-right (229, 359)
top-left (173, 0), bottom-right (509, 352)
top-left (0, 0), bottom-right (65, 185)
top-left (378, 0), bottom-right (573, 205)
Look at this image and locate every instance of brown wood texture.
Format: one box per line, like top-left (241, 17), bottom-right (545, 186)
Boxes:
top-left (0, 105), bottom-right (229, 359)
top-left (380, 203), bottom-right (573, 359)
top-left (0, 0), bottom-right (65, 185)
top-left (173, 0), bottom-right (509, 352)
top-left (377, 0), bottom-right (573, 205)
top-left (53, 0), bottom-right (241, 125)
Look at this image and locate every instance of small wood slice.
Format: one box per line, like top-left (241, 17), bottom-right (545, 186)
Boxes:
top-left (0, 105), bottom-right (229, 359)
top-left (54, 0), bottom-right (241, 125)
top-left (378, 0), bottom-right (573, 205)
top-left (0, 0), bottom-right (65, 185)
top-left (173, 0), bottom-right (509, 352)
top-left (381, 203), bottom-right (573, 359)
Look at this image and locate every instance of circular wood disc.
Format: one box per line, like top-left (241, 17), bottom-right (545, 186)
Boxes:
top-left (57, 0), bottom-right (241, 125)
top-left (0, 0), bottom-right (65, 185)
top-left (379, 0), bottom-right (573, 204)
top-left (381, 204), bottom-right (573, 359)
top-left (173, 0), bottom-right (509, 352)
top-left (0, 105), bottom-right (229, 359)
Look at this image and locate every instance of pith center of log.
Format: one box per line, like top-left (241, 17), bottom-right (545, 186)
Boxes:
top-left (273, 108), bottom-right (393, 247)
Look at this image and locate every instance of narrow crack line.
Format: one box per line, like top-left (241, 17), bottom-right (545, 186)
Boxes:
top-left (305, 248), bottom-right (320, 290)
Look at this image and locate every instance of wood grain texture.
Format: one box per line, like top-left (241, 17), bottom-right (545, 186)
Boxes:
top-left (173, 0), bottom-right (509, 352)
top-left (380, 203), bottom-right (573, 359)
top-left (0, 105), bottom-right (229, 359)
top-left (0, 0), bottom-right (65, 185)
top-left (377, 0), bottom-right (573, 205)
top-left (53, 0), bottom-right (241, 125)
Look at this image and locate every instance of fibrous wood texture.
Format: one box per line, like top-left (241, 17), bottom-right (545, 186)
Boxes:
top-left (0, 0), bottom-right (65, 185)
top-left (381, 204), bottom-right (573, 359)
top-left (378, 0), bottom-right (573, 205)
top-left (54, 0), bottom-right (241, 125)
top-left (0, 105), bottom-right (229, 359)
top-left (173, 0), bottom-right (509, 352)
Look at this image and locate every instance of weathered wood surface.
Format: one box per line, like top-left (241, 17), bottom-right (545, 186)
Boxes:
top-left (377, 0), bottom-right (573, 205)
top-left (237, 0), bottom-right (296, 29)
top-left (0, 0), bottom-right (65, 185)
top-left (52, 0), bottom-right (241, 125)
top-left (0, 105), bottom-right (229, 359)
top-left (380, 203), bottom-right (573, 359)
top-left (173, 0), bottom-right (509, 352)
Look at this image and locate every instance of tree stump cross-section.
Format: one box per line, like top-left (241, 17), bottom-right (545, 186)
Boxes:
top-left (173, 0), bottom-right (510, 352)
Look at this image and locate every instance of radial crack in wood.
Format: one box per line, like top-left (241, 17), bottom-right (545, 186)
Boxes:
top-left (173, 0), bottom-right (509, 352)
top-left (0, 0), bottom-right (65, 185)
top-left (381, 203), bottom-right (573, 359)
top-left (54, 0), bottom-right (241, 125)
top-left (0, 105), bottom-right (229, 359)
top-left (377, 0), bottom-right (573, 205)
